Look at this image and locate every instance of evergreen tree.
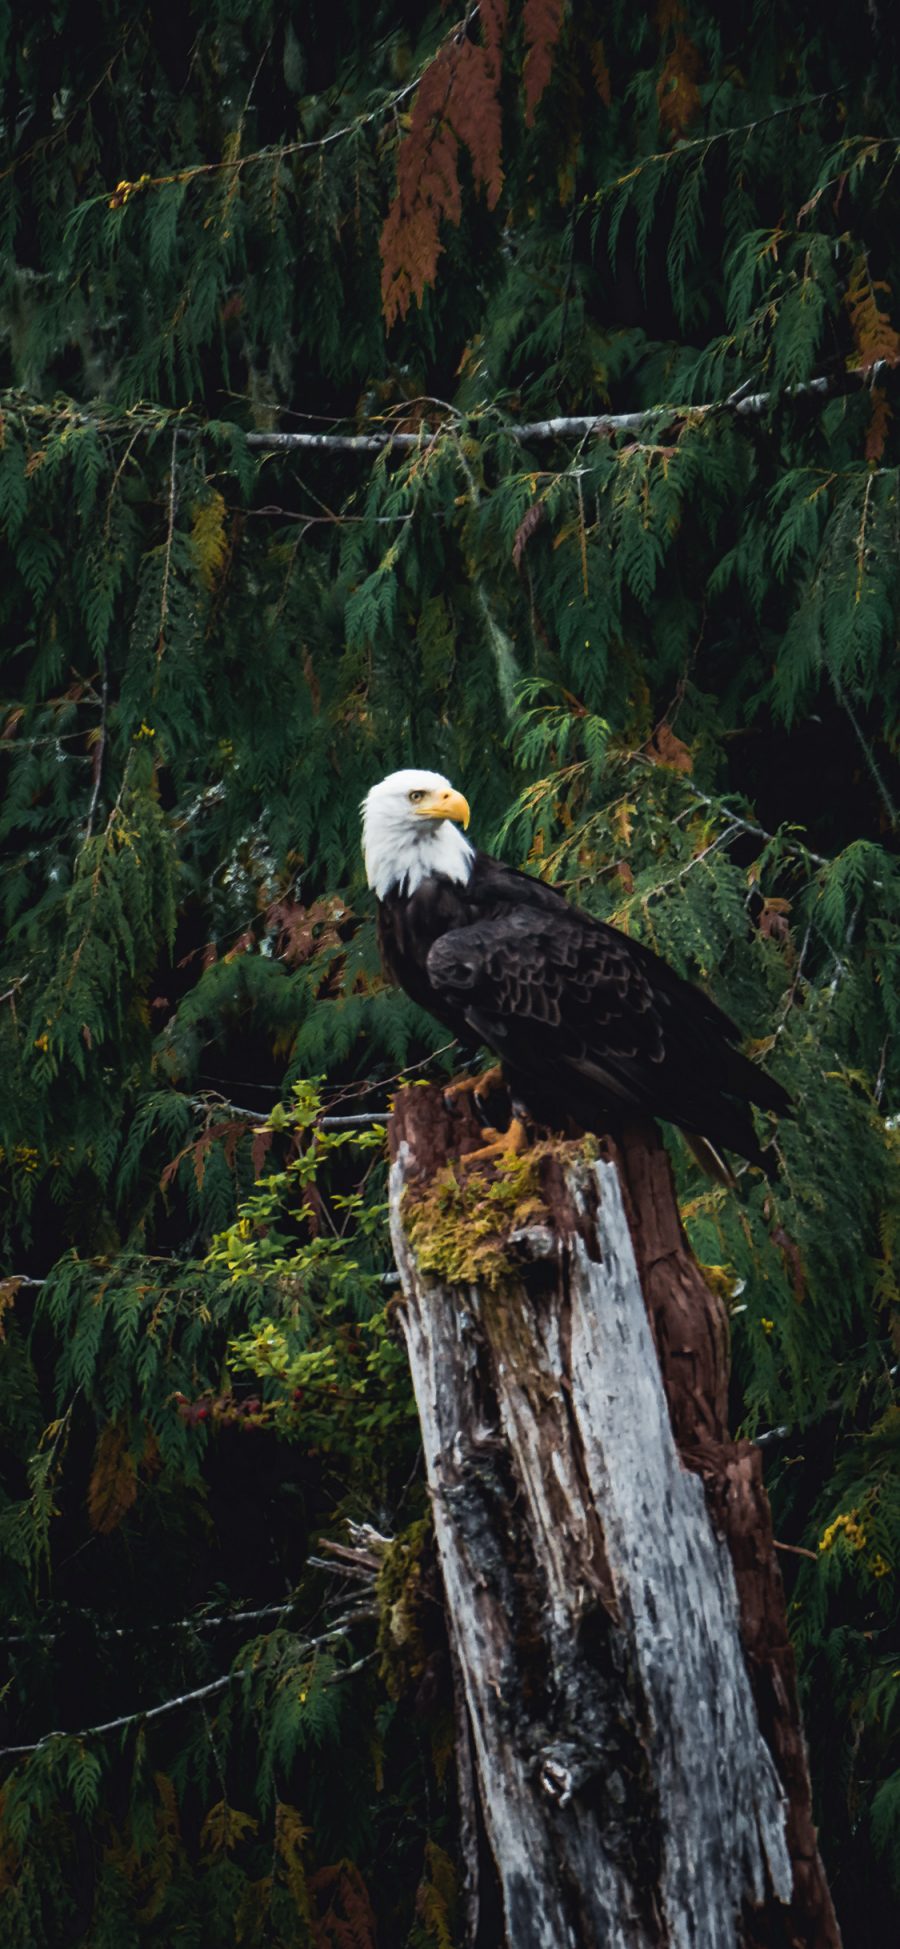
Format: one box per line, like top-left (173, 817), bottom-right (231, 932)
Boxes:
top-left (0, 4), bottom-right (898, 1942)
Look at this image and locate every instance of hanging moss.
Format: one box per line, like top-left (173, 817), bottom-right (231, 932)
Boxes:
top-left (375, 1516), bottom-right (433, 1699)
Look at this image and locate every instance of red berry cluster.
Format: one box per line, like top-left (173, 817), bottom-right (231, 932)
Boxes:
top-left (171, 1387), bottom-right (311, 1429)
top-left (173, 1390), bottom-right (265, 1428)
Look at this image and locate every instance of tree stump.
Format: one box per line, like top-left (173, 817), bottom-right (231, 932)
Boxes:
top-left (387, 1085), bottom-right (840, 1949)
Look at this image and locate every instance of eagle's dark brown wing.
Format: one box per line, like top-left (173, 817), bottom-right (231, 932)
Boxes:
top-left (426, 904), bottom-right (787, 1163)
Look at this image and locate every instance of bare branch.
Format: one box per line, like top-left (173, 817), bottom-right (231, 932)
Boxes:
top-left (773, 1539), bottom-right (819, 1563)
top-left (244, 365), bottom-right (891, 454)
top-left (0, 1616), bottom-right (370, 1756)
top-left (0, 1672), bottom-right (239, 1756)
top-left (187, 1092), bottom-right (387, 1128)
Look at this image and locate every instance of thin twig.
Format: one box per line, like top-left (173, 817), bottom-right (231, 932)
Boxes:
top-left (319, 1113), bottom-right (389, 1128)
top-left (777, 922), bottom-right (813, 1032)
top-left (0, 735), bottom-right (92, 752)
top-left (329, 1651), bottom-right (377, 1683)
top-left (318, 1538), bottom-right (386, 1573)
top-left (238, 36), bottom-right (271, 127)
top-left (155, 427), bottom-right (179, 664)
top-left (671, 780), bottom-right (831, 870)
top-left (82, 672), bottom-right (109, 845)
top-left (829, 669), bottom-right (898, 828)
top-left (103, 426), bottom-right (143, 539)
top-left (1, 1603), bottom-right (367, 1652)
top-left (249, 506), bottom-right (413, 527)
top-left (0, 976), bottom-right (29, 1006)
top-left (611, 822), bottom-right (745, 917)
top-left (305, 1556), bottom-right (376, 1583)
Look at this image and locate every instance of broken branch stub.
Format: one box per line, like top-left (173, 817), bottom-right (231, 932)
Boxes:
top-left (387, 1085), bottom-right (840, 1949)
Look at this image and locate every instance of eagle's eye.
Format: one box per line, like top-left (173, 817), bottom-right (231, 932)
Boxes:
top-left (408, 789), bottom-right (426, 803)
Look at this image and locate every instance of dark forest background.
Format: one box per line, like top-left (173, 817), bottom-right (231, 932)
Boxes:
top-left (0, 4), bottom-right (898, 1943)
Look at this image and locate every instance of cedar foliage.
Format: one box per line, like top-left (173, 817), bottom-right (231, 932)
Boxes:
top-left (1, 3), bottom-right (899, 1942)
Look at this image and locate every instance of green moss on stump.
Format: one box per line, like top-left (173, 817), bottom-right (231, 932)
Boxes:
top-left (402, 1139), bottom-right (593, 1291)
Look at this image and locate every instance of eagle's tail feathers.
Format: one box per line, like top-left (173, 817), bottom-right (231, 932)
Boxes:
top-left (682, 1130), bottom-right (738, 1190)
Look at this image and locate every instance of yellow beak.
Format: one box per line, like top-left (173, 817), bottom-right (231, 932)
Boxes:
top-left (420, 787), bottom-right (470, 830)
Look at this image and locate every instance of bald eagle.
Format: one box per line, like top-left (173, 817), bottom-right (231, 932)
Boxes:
top-left (363, 769), bottom-right (789, 1179)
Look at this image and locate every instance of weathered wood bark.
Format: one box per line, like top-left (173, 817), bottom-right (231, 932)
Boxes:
top-left (388, 1086), bottom-right (840, 1949)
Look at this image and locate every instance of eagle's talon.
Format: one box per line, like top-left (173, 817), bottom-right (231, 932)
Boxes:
top-left (443, 1064), bottom-right (504, 1110)
top-left (461, 1115), bottom-right (529, 1168)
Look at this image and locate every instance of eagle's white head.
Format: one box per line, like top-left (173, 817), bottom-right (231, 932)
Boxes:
top-left (362, 768), bottom-right (474, 899)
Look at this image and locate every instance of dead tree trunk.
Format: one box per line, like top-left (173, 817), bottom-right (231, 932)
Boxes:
top-left (387, 1086), bottom-right (840, 1949)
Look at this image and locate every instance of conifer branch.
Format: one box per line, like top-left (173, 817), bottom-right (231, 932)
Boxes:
top-left (101, 10), bottom-right (478, 205)
top-left (0, 28), bottom-right (135, 186)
